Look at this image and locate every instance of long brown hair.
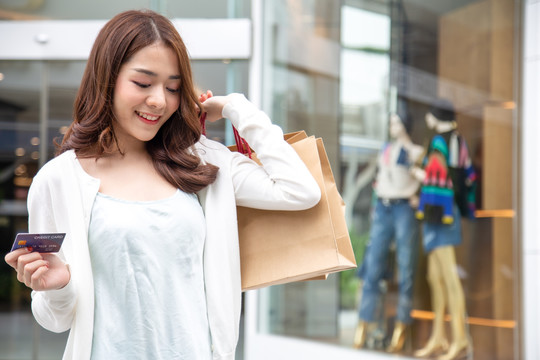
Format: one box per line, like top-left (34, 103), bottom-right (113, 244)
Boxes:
top-left (59, 9), bottom-right (218, 192)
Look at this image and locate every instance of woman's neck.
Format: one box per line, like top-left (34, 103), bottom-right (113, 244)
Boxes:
top-left (113, 136), bottom-right (148, 159)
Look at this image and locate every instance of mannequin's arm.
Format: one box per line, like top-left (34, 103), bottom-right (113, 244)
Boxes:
top-left (410, 166), bottom-right (426, 182)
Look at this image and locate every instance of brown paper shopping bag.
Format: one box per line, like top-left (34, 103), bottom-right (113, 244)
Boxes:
top-left (231, 130), bottom-right (357, 291)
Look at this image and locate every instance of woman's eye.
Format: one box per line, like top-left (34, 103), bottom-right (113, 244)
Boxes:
top-left (133, 81), bottom-right (150, 88)
top-left (167, 88), bottom-right (180, 94)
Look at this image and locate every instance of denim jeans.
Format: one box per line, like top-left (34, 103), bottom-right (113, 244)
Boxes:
top-left (358, 199), bottom-right (419, 324)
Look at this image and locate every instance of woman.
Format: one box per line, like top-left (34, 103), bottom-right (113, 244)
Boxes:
top-left (4, 10), bottom-right (320, 360)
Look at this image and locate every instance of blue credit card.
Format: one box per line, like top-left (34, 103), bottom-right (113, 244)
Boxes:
top-left (11, 233), bottom-right (66, 253)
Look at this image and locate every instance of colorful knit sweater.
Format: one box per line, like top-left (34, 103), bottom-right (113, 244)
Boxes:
top-left (416, 131), bottom-right (477, 224)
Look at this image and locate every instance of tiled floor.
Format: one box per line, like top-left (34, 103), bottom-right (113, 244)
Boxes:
top-left (0, 311), bottom-right (68, 360)
top-left (0, 311), bottom-right (242, 360)
top-left (0, 310), bottom-right (411, 360)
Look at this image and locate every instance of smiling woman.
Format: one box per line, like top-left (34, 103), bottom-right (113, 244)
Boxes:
top-left (58, 10), bottom-right (218, 194)
top-left (3, 8), bottom-right (321, 360)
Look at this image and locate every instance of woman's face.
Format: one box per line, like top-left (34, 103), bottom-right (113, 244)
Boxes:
top-left (112, 42), bottom-right (181, 149)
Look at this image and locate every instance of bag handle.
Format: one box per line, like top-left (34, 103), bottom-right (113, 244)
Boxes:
top-left (199, 112), bottom-right (207, 136)
top-left (232, 126), bottom-right (252, 158)
top-left (200, 108), bottom-right (252, 159)
top-left (199, 90), bottom-right (252, 158)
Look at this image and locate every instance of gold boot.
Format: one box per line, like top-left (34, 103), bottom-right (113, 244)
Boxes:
top-left (414, 338), bottom-right (449, 358)
top-left (386, 321), bottom-right (407, 353)
top-left (437, 339), bottom-right (472, 360)
top-left (353, 321), bottom-right (368, 349)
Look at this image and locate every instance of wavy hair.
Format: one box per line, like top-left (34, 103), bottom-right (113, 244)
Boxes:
top-left (58, 9), bottom-right (218, 193)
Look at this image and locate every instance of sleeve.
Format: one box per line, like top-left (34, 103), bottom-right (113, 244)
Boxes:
top-left (422, 136), bottom-right (438, 168)
top-left (223, 94), bottom-right (321, 210)
top-left (460, 136), bottom-right (477, 182)
top-left (28, 170), bottom-right (77, 333)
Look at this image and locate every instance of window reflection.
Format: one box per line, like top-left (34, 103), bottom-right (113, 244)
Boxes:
top-left (260, 1), bottom-right (519, 360)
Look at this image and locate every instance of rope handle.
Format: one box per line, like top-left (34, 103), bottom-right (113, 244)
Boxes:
top-left (232, 126), bottom-right (252, 158)
top-left (200, 112), bottom-right (207, 136)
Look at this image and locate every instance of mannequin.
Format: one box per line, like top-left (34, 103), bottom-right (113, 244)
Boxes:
top-left (354, 113), bottom-right (423, 353)
top-left (412, 99), bottom-right (474, 360)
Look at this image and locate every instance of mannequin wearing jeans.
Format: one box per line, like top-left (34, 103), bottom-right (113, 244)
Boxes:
top-left (354, 114), bottom-right (422, 353)
top-left (412, 99), bottom-right (473, 360)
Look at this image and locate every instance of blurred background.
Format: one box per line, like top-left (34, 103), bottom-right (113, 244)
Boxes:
top-left (0, 0), bottom-right (535, 359)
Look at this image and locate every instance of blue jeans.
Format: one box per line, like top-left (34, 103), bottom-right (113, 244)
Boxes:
top-left (358, 199), bottom-right (419, 324)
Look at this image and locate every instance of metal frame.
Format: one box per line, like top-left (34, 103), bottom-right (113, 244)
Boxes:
top-left (521, 1), bottom-right (540, 359)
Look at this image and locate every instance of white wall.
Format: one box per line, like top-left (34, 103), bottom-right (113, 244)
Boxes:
top-left (0, 19), bottom-right (251, 60)
top-left (522, 1), bottom-right (540, 359)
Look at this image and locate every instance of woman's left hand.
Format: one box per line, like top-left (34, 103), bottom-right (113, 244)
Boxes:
top-left (199, 90), bottom-right (233, 122)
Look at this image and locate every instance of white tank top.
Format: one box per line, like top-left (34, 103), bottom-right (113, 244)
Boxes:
top-left (88, 190), bottom-right (211, 360)
top-left (375, 142), bottom-right (422, 199)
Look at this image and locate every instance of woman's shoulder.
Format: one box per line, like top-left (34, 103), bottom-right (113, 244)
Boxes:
top-left (33, 150), bottom-right (77, 183)
top-left (42, 150), bottom-right (76, 170)
top-left (194, 136), bottom-right (235, 162)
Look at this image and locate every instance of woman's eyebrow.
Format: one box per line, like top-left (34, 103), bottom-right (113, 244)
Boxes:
top-left (132, 68), bottom-right (181, 80)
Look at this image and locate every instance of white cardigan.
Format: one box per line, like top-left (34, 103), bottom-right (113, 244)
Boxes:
top-left (28, 94), bottom-right (321, 360)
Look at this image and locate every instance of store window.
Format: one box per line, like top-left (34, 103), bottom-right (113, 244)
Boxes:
top-left (258, 1), bottom-right (520, 360)
top-left (257, 0), bottom-right (342, 340)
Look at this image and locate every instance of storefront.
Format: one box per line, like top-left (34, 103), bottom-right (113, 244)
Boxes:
top-left (247, 1), bottom-right (525, 359)
top-left (0, 1), bottom-right (535, 359)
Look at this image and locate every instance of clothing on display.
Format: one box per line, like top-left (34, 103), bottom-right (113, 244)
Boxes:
top-left (358, 198), bottom-right (418, 324)
top-left (358, 139), bottom-right (421, 325)
top-left (416, 131), bottom-right (477, 225)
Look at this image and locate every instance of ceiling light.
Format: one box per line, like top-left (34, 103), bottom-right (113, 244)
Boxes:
top-left (15, 148), bottom-right (25, 157)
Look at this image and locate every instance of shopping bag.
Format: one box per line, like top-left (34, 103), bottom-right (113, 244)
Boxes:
top-left (230, 130), bottom-right (357, 291)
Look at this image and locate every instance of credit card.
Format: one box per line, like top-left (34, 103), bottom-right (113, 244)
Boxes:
top-left (11, 233), bottom-right (66, 253)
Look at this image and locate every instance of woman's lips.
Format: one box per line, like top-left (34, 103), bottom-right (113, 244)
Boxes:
top-left (136, 111), bottom-right (161, 124)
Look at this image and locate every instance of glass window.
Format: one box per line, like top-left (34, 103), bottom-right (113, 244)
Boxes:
top-left (193, 60), bottom-right (250, 145)
top-left (0, 0), bottom-right (250, 20)
top-left (0, 0), bottom-right (150, 20)
top-left (168, 0), bottom-right (251, 18)
top-left (341, 5), bottom-right (390, 141)
top-left (258, 1), bottom-right (521, 360)
top-left (258, 0), bottom-right (343, 340)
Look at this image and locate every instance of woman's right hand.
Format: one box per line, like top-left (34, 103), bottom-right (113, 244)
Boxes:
top-left (199, 90), bottom-right (238, 123)
top-left (4, 248), bottom-right (70, 291)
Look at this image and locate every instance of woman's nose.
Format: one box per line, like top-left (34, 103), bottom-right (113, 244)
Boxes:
top-left (147, 88), bottom-right (166, 109)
